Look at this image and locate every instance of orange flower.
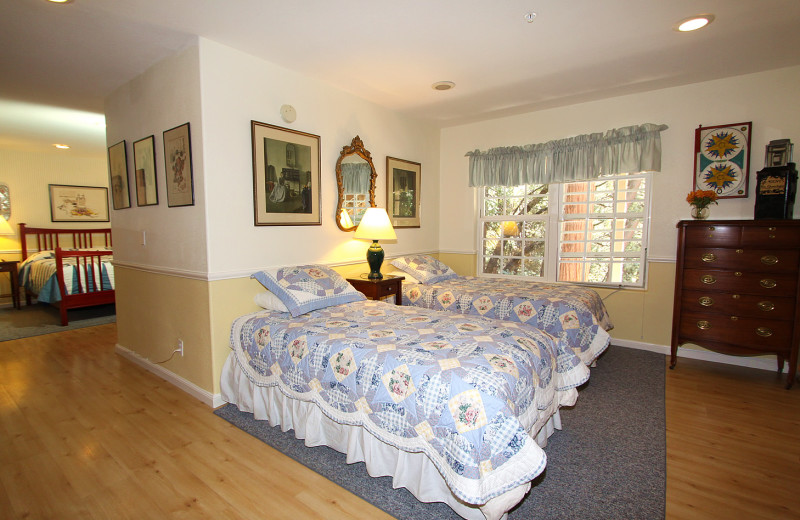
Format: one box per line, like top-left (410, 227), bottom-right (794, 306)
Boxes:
top-left (686, 189), bottom-right (719, 209)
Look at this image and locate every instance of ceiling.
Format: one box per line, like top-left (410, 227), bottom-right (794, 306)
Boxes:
top-left (2, 0), bottom-right (800, 157)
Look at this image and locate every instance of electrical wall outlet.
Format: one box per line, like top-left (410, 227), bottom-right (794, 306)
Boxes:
top-left (177, 339), bottom-right (184, 356)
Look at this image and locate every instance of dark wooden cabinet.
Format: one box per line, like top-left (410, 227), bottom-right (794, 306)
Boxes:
top-left (670, 220), bottom-right (800, 388)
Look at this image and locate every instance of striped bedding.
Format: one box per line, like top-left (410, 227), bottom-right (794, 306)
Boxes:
top-left (18, 250), bottom-right (114, 303)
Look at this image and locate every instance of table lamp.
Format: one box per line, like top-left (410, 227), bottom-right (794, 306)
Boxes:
top-left (0, 217), bottom-right (13, 236)
top-left (353, 207), bottom-right (396, 280)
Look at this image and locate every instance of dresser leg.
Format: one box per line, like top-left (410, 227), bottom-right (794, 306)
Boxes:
top-left (669, 345), bottom-right (678, 369)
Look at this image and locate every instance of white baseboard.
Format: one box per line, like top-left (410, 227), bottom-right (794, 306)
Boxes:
top-left (611, 338), bottom-right (780, 372)
top-left (115, 344), bottom-right (225, 408)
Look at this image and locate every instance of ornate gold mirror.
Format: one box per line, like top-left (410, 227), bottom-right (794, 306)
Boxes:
top-left (335, 135), bottom-right (377, 231)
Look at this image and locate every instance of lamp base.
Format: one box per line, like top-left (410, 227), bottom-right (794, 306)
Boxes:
top-left (366, 240), bottom-right (384, 280)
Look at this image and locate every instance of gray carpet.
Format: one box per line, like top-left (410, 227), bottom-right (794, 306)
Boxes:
top-left (0, 302), bottom-right (116, 341)
top-left (214, 345), bottom-right (666, 519)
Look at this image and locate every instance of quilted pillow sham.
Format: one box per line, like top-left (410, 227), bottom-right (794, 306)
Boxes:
top-left (251, 265), bottom-right (365, 317)
top-left (390, 254), bottom-right (459, 284)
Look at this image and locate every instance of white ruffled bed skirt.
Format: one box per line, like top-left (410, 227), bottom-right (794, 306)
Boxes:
top-left (220, 353), bottom-right (562, 520)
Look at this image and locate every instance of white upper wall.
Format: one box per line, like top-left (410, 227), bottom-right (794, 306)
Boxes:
top-left (105, 38), bottom-right (440, 278)
top-left (198, 38), bottom-right (440, 277)
top-left (105, 43), bottom-right (206, 274)
top-left (439, 66), bottom-right (800, 261)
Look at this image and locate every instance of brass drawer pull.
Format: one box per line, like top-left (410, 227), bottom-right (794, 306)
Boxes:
top-left (701, 274), bottom-right (716, 284)
top-left (701, 253), bottom-right (716, 263)
top-left (732, 294), bottom-right (741, 299)
top-left (736, 249), bottom-right (743, 254)
top-left (769, 234), bottom-right (776, 239)
top-left (708, 226), bottom-right (716, 231)
top-left (761, 255), bottom-right (778, 265)
top-left (757, 301), bottom-right (775, 312)
top-left (697, 320), bottom-right (711, 330)
top-left (760, 279), bottom-right (777, 289)
top-left (730, 316), bottom-right (739, 321)
top-left (768, 227), bottom-right (776, 231)
top-left (756, 327), bottom-right (773, 337)
top-left (698, 296), bottom-right (714, 307)
top-left (735, 271), bottom-right (742, 277)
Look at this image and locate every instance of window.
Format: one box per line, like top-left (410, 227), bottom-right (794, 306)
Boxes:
top-left (478, 173), bottom-right (650, 287)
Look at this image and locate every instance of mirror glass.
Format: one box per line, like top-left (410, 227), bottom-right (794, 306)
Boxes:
top-left (0, 183), bottom-right (10, 220)
top-left (336, 136), bottom-right (376, 231)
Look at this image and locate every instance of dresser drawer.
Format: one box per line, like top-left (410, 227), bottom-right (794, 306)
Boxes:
top-left (682, 269), bottom-right (798, 297)
top-left (741, 225), bottom-right (800, 248)
top-left (683, 248), bottom-right (800, 273)
top-left (681, 290), bottom-right (796, 320)
top-left (684, 224), bottom-right (740, 247)
top-left (679, 313), bottom-right (793, 352)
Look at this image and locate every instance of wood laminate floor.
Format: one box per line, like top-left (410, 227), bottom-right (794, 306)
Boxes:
top-left (1, 324), bottom-right (798, 519)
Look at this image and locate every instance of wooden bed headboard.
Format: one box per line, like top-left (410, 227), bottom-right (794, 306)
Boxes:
top-left (19, 223), bottom-right (112, 260)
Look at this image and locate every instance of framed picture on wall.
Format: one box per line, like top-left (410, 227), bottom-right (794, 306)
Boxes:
top-left (251, 120), bottom-right (321, 226)
top-left (163, 122), bottom-right (195, 207)
top-left (693, 122), bottom-right (752, 198)
top-left (107, 140), bottom-right (131, 210)
top-left (49, 184), bottom-right (109, 222)
top-left (133, 135), bottom-right (159, 206)
top-left (386, 156), bottom-right (421, 228)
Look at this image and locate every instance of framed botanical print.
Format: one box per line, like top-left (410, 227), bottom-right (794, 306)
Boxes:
top-left (107, 140), bottom-right (131, 210)
top-left (693, 122), bottom-right (752, 198)
top-left (163, 122), bottom-right (195, 207)
top-left (133, 135), bottom-right (158, 206)
top-left (251, 120), bottom-right (321, 226)
top-left (386, 156), bottom-right (421, 228)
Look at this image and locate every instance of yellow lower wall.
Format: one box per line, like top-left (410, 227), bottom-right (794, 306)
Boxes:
top-left (115, 255), bottom-right (783, 402)
top-left (116, 266), bottom-right (215, 391)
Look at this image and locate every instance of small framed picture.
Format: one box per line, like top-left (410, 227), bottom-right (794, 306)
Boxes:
top-left (251, 120), bottom-right (321, 226)
top-left (107, 140), bottom-right (131, 210)
top-left (133, 135), bottom-right (159, 206)
top-left (386, 156), bottom-right (421, 228)
top-left (49, 184), bottom-right (109, 222)
top-left (163, 122), bottom-right (195, 207)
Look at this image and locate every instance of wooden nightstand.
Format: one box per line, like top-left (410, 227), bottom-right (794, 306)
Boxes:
top-left (0, 260), bottom-right (20, 309)
top-left (347, 275), bottom-right (405, 305)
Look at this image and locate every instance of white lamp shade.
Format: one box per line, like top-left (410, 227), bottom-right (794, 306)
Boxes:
top-left (354, 207), bottom-right (396, 240)
top-left (0, 217), bottom-right (13, 236)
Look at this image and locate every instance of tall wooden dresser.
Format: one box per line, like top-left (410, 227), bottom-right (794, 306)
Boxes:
top-left (670, 219), bottom-right (800, 388)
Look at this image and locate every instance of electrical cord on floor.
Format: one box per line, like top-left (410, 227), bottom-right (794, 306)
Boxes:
top-left (153, 348), bottom-right (182, 364)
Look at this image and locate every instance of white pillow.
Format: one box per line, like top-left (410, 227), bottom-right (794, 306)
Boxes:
top-left (253, 291), bottom-right (289, 312)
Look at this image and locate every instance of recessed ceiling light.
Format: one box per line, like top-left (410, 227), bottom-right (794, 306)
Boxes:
top-left (524, 12), bottom-right (537, 23)
top-left (54, 144), bottom-right (70, 149)
top-left (674, 14), bottom-right (715, 32)
top-left (47, 0), bottom-right (74, 4)
top-left (432, 81), bottom-right (455, 91)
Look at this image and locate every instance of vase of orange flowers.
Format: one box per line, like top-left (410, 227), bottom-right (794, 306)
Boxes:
top-left (686, 189), bottom-right (719, 219)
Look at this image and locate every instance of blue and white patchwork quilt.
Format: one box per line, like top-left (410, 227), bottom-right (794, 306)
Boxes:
top-left (402, 277), bottom-right (613, 365)
top-left (228, 299), bottom-right (589, 505)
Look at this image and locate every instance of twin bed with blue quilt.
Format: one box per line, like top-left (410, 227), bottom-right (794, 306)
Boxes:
top-left (18, 223), bottom-right (114, 325)
top-left (222, 264), bottom-right (606, 519)
top-left (389, 255), bottom-right (613, 366)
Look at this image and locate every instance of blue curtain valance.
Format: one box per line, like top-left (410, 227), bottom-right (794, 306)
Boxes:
top-left (466, 123), bottom-right (669, 187)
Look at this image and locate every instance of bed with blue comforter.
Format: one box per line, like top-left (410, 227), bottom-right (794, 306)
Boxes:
top-left (390, 255), bottom-right (613, 366)
top-left (221, 265), bottom-right (591, 520)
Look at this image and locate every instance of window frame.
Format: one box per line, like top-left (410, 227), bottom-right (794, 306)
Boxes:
top-left (476, 172), bottom-right (652, 288)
